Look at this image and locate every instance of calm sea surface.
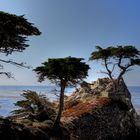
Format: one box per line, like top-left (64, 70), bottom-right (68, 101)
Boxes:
top-left (0, 86), bottom-right (139, 117)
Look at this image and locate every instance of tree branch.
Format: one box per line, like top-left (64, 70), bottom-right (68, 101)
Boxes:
top-left (0, 64), bottom-right (3, 69)
top-left (0, 59), bottom-right (31, 68)
top-left (0, 72), bottom-right (14, 78)
top-left (111, 63), bottom-right (116, 73)
top-left (50, 88), bottom-right (60, 97)
top-left (117, 62), bottom-right (134, 83)
top-left (118, 55), bottom-right (125, 70)
top-left (104, 57), bottom-right (113, 80)
top-left (100, 70), bottom-right (109, 75)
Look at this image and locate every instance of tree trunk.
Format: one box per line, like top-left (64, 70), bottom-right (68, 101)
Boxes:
top-left (104, 57), bottom-right (113, 80)
top-left (53, 83), bottom-right (65, 128)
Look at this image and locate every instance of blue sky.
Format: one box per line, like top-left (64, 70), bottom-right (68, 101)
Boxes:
top-left (0, 0), bottom-right (140, 86)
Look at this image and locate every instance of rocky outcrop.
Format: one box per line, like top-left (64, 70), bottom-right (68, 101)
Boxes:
top-left (0, 117), bottom-right (50, 140)
top-left (65, 78), bottom-right (135, 114)
top-left (0, 78), bottom-right (140, 140)
top-left (62, 78), bottom-right (140, 140)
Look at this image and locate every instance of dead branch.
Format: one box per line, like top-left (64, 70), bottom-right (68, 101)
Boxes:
top-left (0, 59), bottom-right (31, 68)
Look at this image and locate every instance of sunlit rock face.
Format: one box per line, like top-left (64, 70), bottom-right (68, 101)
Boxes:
top-left (62, 78), bottom-right (140, 140)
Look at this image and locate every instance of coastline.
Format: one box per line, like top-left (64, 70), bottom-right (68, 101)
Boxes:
top-left (0, 85), bottom-right (139, 117)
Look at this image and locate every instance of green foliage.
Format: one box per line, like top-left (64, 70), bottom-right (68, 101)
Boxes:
top-left (90, 45), bottom-right (140, 60)
top-left (0, 11), bottom-right (41, 78)
top-left (89, 46), bottom-right (113, 60)
top-left (0, 11), bottom-right (41, 55)
top-left (34, 57), bottom-right (90, 126)
top-left (34, 56), bottom-right (90, 86)
top-left (90, 45), bottom-right (140, 81)
top-left (12, 91), bottom-right (56, 121)
top-left (112, 45), bottom-right (140, 58)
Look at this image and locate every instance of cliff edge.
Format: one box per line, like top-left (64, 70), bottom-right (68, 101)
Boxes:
top-left (62, 78), bottom-right (140, 140)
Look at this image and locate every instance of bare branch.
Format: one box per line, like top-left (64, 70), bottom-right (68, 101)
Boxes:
top-left (0, 59), bottom-right (31, 68)
top-left (49, 88), bottom-right (60, 97)
top-left (100, 70), bottom-right (111, 78)
top-left (51, 92), bottom-right (60, 98)
top-left (118, 56), bottom-right (125, 70)
top-left (104, 57), bottom-right (113, 80)
top-left (106, 62), bottom-right (113, 65)
top-left (111, 63), bottom-right (116, 73)
top-left (100, 70), bottom-right (109, 75)
top-left (117, 63), bottom-right (134, 83)
top-left (126, 69), bottom-right (132, 73)
top-left (0, 64), bottom-right (3, 69)
top-left (0, 72), bottom-right (14, 79)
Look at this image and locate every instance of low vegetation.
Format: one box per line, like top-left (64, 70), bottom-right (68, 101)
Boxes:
top-left (12, 90), bottom-right (56, 122)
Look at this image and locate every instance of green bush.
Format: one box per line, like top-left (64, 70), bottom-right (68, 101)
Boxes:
top-left (12, 90), bottom-right (56, 121)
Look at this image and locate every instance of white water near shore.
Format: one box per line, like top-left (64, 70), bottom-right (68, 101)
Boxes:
top-left (0, 86), bottom-right (139, 117)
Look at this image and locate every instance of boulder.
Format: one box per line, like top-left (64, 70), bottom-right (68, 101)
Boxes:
top-left (62, 78), bottom-right (140, 140)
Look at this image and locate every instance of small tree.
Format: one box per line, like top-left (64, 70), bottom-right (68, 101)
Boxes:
top-left (13, 91), bottom-right (56, 121)
top-left (0, 11), bottom-right (41, 77)
top-left (34, 57), bottom-right (89, 127)
top-left (89, 45), bottom-right (140, 83)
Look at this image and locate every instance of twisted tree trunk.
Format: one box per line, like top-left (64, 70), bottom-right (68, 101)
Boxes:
top-left (53, 81), bottom-right (65, 129)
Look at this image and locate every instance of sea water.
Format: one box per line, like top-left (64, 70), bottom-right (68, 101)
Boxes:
top-left (0, 86), bottom-right (74, 117)
top-left (0, 86), bottom-right (139, 117)
top-left (129, 86), bottom-right (140, 113)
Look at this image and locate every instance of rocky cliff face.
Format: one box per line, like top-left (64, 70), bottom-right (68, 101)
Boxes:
top-left (0, 78), bottom-right (140, 140)
top-left (66, 78), bottom-right (132, 105)
top-left (62, 78), bottom-right (140, 140)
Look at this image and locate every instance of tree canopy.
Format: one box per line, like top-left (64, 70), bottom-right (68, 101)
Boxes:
top-left (0, 11), bottom-right (41, 55)
top-left (34, 57), bottom-right (90, 86)
top-left (34, 56), bottom-right (90, 127)
top-left (0, 11), bottom-right (41, 78)
top-left (89, 45), bottom-right (140, 82)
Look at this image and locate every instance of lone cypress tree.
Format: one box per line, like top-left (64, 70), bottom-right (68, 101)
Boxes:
top-left (89, 45), bottom-right (140, 83)
top-left (34, 57), bottom-right (89, 127)
top-left (0, 11), bottom-right (41, 77)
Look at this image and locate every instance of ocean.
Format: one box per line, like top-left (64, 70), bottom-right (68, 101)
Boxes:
top-left (129, 86), bottom-right (140, 113)
top-left (0, 86), bottom-right (74, 117)
top-left (0, 86), bottom-right (139, 117)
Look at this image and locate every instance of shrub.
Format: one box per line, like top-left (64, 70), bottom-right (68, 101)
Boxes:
top-left (12, 90), bottom-right (56, 121)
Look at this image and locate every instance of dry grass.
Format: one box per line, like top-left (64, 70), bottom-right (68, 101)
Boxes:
top-left (63, 97), bottom-right (111, 118)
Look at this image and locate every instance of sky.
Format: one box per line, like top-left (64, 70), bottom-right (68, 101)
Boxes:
top-left (0, 0), bottom-right (140, 86)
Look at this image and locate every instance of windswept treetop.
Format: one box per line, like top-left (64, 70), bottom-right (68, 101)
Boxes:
top-left (34, 57), bottom-right (90, 86)
top-left (0, 11), bottom-right (41, 55)
top-left (89, 46), bottom-right (113, 60)
top-left (89, 45), bottom-right (140, 82)
top-left (89, 45), bottom-right (140, 60)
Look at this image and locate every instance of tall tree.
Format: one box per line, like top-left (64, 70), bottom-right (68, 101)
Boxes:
top-left (0, 11), bottom-right (41, 77)
top-left (34, 57), bottom-right (89, 127)
top-left (89, 45), bottom-right (140, 83)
